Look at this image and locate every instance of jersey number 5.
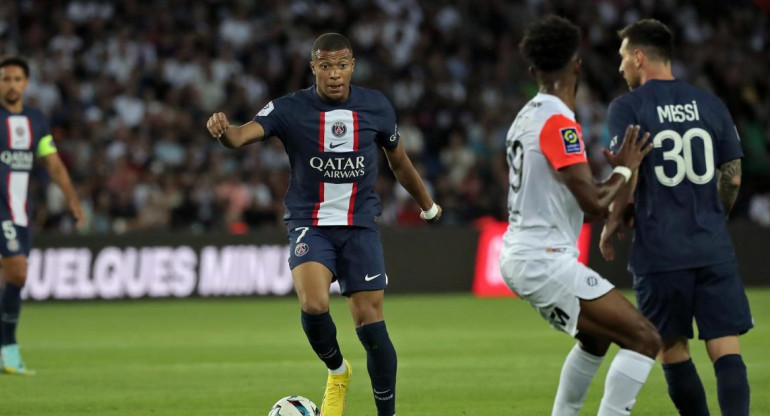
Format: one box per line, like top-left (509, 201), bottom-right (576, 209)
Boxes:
top-left (653, 128), bottom-right (714, 187)
top-left (2, 220), bottom-right (16, 240)
top-left (507, 139), bottom-right (524, 193)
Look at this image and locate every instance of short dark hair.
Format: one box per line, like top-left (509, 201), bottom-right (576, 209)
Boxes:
top-left (311, 33), bottom-right (353, 59)
top-left (519, 15), bottom-right (581, 73)
top-left (0, 56), bottom-right (30, 77)
top-left (618, 19), bottom-right (673, 62)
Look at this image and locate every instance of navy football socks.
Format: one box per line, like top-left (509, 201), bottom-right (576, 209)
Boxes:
top-left (663, 358), bottom-right (710, 415)
top-left (0, 282), bottom-right (22, 346)
top-left (356, 321), bottom-right (397, 416)
top-left (300, 310), bottom-right (344, 370)
top-left (714, 354), bottom-right (750, 416)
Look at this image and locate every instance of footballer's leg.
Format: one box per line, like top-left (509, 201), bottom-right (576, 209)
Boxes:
top-left (348, 290), bottom-right (396, 416)
top-left (637, 269), bottom-right (710, 416)
top-left (551, 333), bottom-right (609, 416)
top-left (659, 338), bottom-right (710, 416)
top-left (293, 261), bottom-right (351, 416)
top-left (500, 255), bottom-right (615, 416)
top-left (1, 254), bottom-right (34, 375)
top-left (706, 336), bottom-right (748, 416)
top-left (293, 261), bottom-right (342, 369)
top-left (695, 261), bottom-right (753, 416)
top-left (578, 289), bottom-right (661, 415)
top-left (288, 227), bottom-right (350, 416)
top-left (339, 227), bottom-right (395, 416)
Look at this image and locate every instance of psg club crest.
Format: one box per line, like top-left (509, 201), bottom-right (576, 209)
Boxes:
top-left (295, 242), bottom-right (309, 257)
top-left (15, 127), bottom-right (25, 137)
top-left (331, 121), bottom-right (347, 138)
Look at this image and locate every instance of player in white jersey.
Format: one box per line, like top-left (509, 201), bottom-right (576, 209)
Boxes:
top-left (499, 17), bottom-right (660, 415)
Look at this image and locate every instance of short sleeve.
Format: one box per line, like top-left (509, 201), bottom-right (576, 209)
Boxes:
top-left (539, 114), bottom-right (587, 170)
top-left (607, 97), bottom-right (637, 154)
top-left (252, 99), bottom-right (286, 139)
top-left (714, 100), bottom-right (743, 165)
top-left (375, 94), bottom-right (399, 150)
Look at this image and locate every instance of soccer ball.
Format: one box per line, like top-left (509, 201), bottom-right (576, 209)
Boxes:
top-left (267, 395), bottom-right (320, 416)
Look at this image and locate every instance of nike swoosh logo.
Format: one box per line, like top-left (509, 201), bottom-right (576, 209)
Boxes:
top-left (329, 142), bottom-right (346, 149)
top-left (373, 388), bottom-right (390, 394)
top-left (364, 273), bottom-right (381, 281)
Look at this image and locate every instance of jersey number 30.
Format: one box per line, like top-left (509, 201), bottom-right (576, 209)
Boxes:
top-left (653, 128), bottom-right (714, 187)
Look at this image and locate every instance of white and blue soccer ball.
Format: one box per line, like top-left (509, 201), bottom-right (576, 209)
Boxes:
top-left (267, 395), bottom-right (320, 416)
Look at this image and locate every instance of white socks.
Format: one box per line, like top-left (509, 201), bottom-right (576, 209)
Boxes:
top-left (598, 349), bottom-right (655, 415)
top-left (329, 360), bottom-right (347, 375)
top-left (552, 343), bottom-right (605, 416)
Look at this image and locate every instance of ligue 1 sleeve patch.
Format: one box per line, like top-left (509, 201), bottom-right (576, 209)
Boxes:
top-left (560, 127), bottom-right (582, 154)
top-left (257, 101), bottom-right (274, 117)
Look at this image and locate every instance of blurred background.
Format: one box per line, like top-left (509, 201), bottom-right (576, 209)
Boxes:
top-left (1, 0), bottom-right (769, 235)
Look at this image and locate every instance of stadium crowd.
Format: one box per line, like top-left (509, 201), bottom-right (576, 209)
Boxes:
top-left (0, 0), bottom-right (768, 233)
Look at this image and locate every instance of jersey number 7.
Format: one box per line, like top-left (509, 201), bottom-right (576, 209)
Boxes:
top-left (653, 128), bottom-right (714, 186)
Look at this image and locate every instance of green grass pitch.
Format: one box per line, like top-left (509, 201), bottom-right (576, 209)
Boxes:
top-left (1, 290), bottom-right (768, 415)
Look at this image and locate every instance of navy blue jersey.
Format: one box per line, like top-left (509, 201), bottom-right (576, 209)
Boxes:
top-left (253, 85), bottom-right (399, 230)
top-left (0, 105), bottom-right (57, 228)
top-left (608, 79), bottom-right (743, 275)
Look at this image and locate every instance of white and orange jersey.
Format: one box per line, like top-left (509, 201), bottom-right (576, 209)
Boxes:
top-left (502, 93), bottom-right (588, 258)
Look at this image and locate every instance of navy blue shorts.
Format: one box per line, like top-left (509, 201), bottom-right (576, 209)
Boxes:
top-left (0, 221), bottom-right (31, 257)
top-left (287, 226), bottom-right (387, 295)
top-left (634, 260), bottom-right (753, 342)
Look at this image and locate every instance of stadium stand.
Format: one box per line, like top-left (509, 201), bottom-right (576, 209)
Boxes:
top-left (0, 0), bottom-right (767, 233)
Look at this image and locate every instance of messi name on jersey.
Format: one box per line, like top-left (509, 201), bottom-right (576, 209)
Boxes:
top-left (656, 100), bottom-right (700, 123)
top-left (309, 155), bottom-right (366, 179)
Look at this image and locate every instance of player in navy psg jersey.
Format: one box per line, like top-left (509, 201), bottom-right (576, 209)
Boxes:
top-left (206, 33), bottom-right (440, 416)
top-left (0, 57), bottom-right (85, 375)
top-left (601, 20), bottom-right (752, 416)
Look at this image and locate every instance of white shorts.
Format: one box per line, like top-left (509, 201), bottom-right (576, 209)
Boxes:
top-left (499, 253), bottom-right (614, 336)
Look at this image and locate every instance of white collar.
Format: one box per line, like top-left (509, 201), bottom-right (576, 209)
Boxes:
top-left (534, 92), bottom-right (575, 120)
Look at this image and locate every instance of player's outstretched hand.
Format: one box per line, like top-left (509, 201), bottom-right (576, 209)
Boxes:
top-left (602, 125), bottom-right (652, 171)
top-left (206, 112), bottom-right (229, 138)
top-left (70, 200), bottom-right (86, 228)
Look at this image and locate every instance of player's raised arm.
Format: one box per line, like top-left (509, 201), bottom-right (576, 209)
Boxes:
top-left (600, 170), bottom-right (637, 261)
top-left (559, 125), bottom-right (651, 220)
top-left (599, 99), bottom-right (641, 260)
top-left (206, 112), bottom-right (266, 148)
top-left (383, 141), bottom-right (442, 223)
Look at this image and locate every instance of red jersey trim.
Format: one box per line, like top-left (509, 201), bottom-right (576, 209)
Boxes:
top-left (318, 112), bottom-right (325, 152)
